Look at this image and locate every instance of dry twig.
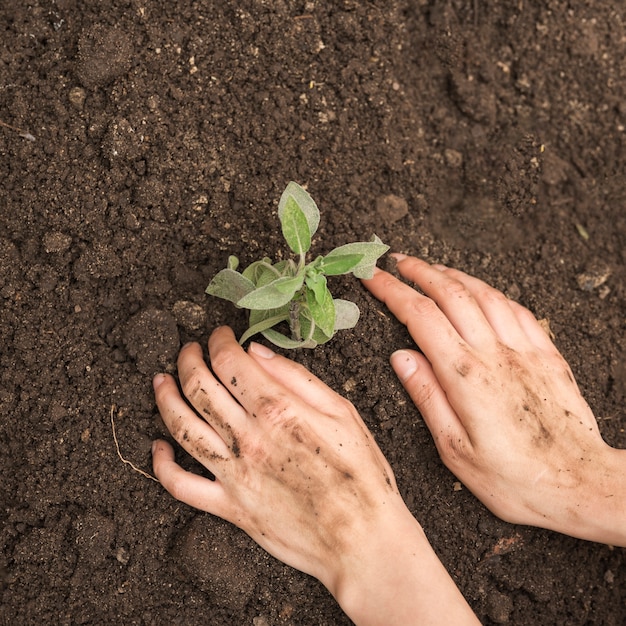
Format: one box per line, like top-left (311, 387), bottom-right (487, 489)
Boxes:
top-left (0, 118), bottom-right (35, 141)
top-left (110, 405), bottom-right (159, 482)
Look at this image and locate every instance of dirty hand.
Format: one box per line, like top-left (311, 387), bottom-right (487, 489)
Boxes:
top-left (152, 326), bottom-right (477, 625)
top-left (364, 255), bottom-right (626, 547)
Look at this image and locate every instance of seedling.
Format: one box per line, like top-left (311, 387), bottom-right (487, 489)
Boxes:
top-left (206, 182), bottom-right (389, 348)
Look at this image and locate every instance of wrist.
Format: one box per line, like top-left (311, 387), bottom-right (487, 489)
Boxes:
top-left (328, 501), bottom-right (478, 625)
top-left (565, 445), bottom-right (626, 546)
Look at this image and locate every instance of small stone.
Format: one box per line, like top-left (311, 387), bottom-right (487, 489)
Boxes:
top-left (172, 300), bottom-right (207, 331)
top-left (68, 86), bottom-right (86, 110)
top-left (604, 569), bottom-right (615, 584)
top-left (115, 547), bottom-right (130, 565)
top-left (576, 264), bottom-right (611, 291)
top-left (376, 194), bottom-right (409, 223)
top-left (342, 377), bottom-right (357, 393)
top-left (444, 148), bottom-right (463, 168)
top-left (486, 589), bottom-right (513, 624)
top-left (43, 231), bottom-right (72, 253)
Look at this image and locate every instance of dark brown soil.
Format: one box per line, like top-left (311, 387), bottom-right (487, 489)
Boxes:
top-left (1, 1), bottom-right (625, 624)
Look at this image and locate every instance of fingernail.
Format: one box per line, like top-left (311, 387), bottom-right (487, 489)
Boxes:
top-left (390, 350), bottom-right (418, 382)
top-left (390, 252), bottom-right (408, 261)
top-left (249, 342), bottom-right (275, 359)
top-left (151, 440), bottom-right (158, 455)
top-left (152, 373), bottom-right (166, 390)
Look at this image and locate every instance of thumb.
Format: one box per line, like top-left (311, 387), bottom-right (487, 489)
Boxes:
top-left (389, 350), bottom-right (459, 434)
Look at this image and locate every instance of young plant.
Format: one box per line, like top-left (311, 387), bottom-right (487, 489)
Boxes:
top-left (206, 182), bottom-right (389, 349)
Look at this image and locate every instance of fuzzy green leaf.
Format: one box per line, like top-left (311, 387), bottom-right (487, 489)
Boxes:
top-left (227, 255), bottom-right (239, 270)
top-left (242, 259), bottom-right (284, 287)
top-left (278, 181), bottom-right (320, 240)
top-left (323, 235), bottom-right (389, 279)
top-left (333, 299), bottom-right (360, 330)
top-left (239, 307), bottom-right (290, 345)
top-left (262, 328), bottom-right (318, 349)
top-left (304, 272), bottom-right (327, 305)
top-left (236, 274), bottom-right (304, 310)
top-left (305, 280), bottom-right (335, 337)
top-left (280, 196), bottom-right (311, 256)
top-left (318, 253), bottom-right (364, 276)
top-left (299, 313), bottom-right (333, 345)
top-left (206, 268), bottom-right (256, 304)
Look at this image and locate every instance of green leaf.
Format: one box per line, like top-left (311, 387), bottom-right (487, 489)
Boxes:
top-left (304, 272), bottom-right (327, 305)
top-left (299, 313), bottom-right (333, 345)
top-left (278, 181), bottom-right (320, 240)
top-left (249, 305), bottom-right (290, 326)
top-left (236, 274), bottom-right (304, 310)
top-left (323, 235), bottom-right (389, 279)
top-left (242, 259), bottom-right (283, 287)
top-left (262, 328), bottom-right (318, 349)
top-left (305, 281), bottom-right (335, 337)
top-left (227, 255), bottom-right (239, 270)
top-left (318, 253), bottom-right (364, 276)
top-left (206, 268), bottom-right (256, 304)
top-left (333, 299), bottom-right (360, 330)
top-left (239, 307), bottom-right (290, 344)
top-left (280, 196), bottom-right (311, 256)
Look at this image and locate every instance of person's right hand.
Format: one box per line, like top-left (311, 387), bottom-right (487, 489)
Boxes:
top-left (363, 255), bottom-right (626, 546)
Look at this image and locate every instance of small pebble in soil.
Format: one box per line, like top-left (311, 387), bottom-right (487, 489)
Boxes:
top-left (486, 589), bottom-right (514, 624)
top-left (376, 194), bottom-right (409, 224)
top-left (172, 300), bottom-right (207, 331)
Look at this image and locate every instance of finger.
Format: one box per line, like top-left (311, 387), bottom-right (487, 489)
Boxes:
top-left (176, 342), bottom-right (248, 443)
top-left (508, 300), bottom-right (561, 353)
top-left (208, 326), bottom-right (310, 423)
top-left (431, 265), bottom-right (530, 348)
top-left (391, 256), bottom-right (498, 349)
top-left (247, 341), bottom-right (354, 417)
top-left (152, 439), bottom-right (231, 518)
top-left (362, 266), bottom-right (479, 370)
top-left (389, 349), bottom-right (470, 465)
top-left (153, 374), bottom-right (232, 470)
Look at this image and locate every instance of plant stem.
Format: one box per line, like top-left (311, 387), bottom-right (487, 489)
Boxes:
top-left (289, 300), bottom-right (302, 340)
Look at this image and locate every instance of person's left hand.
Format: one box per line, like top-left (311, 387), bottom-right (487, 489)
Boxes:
top-left (151, 326), bottom-right (406, 597)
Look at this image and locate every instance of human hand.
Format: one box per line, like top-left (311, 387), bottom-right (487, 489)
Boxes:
top-left (152, 327), bottom-right (479, 625)
top-left (363, 255), bottom-right (626, 546)
top-left (152, 327), bottom-right (399, 590)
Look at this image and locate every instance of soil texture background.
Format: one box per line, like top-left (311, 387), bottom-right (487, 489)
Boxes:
top-left (1, 1), bottom-right (625, 624)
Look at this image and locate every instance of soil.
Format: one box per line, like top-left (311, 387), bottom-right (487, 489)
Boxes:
top-left (1, 1), bottom-right (625, 624)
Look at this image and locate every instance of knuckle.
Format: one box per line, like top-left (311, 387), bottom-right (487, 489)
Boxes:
top-left (406, 296), bottom-right (439, 319)
top-left (436, 432), bottom-right (471, 466)
top-left (478, 284), bottom-right (508, 306)
top-left (452, 355), bottom-right (477, 378)
top-left (440, 276), bottom-right (470, 300)
top-left (256, 395), bottom-right (291, 424)
top-left (410, 378), bottom-right (439, 410)
top-left (180, 369), bottom-right (205, 401)
top-left (210, 347), bottom-right (239, 377)
top-left (336, 396), bottom-right (358, 417)
top-left (163, 472), bottom-right (190, 502)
